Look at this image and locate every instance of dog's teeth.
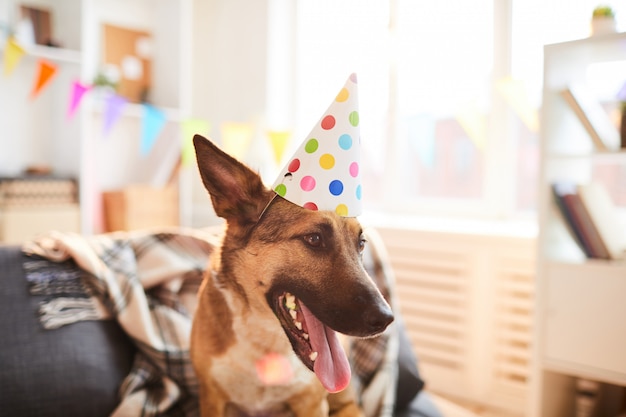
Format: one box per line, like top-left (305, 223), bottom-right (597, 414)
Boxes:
top-left (285, 293), bottom-right (297, 310)
top-left (289, 310), bottom-right (297, 320)
top-left (295, 321), bottom-right (302, 330)
top-left (303, 333), bottom-right (309, 340)
top-left (309, 352), bottom-right (318, 362)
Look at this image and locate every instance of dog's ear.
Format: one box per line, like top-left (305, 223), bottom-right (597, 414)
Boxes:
top-left (193, 134), bottom-right (274, 225)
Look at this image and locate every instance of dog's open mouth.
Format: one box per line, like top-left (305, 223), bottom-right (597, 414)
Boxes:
top-left (274, 292), bottom-right (351, 393)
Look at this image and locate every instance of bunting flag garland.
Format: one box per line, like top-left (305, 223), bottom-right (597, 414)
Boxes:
top-left (3, 37), bottom-right (26, 76)
top-left (3, 39), bottom-right (241, 160)
top-left (103, 93), bottom-right (128, 136)
top-left (267, 130), bottom-right (292, 166)
top-left (181, 119), bottom-right (211, 167)
top-left (67, 81), bottom-right (91, 119)
top-left (140, 104), bottom-right (166, 156)
top-left (30, 59), bottom-right (58, 99)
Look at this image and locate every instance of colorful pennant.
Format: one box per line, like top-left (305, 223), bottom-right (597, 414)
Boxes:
top-left (455, 100), bottom-right (487, 150)
top-left (220, 122), bottom-right (254, 161)
top-left (103, 93), bottom-right (128, 136)
top-left (181, 119), bottom-right (211, 167)
top-left (266, 130), bottom-right (292, 166)
top-left (67, 81), bottom-right (91, 119)
top-left (30, 59), bottom-right (58, 98)
top-left (496, 77), bottom-right (539, 133)
top-left (3, 37), bottom-right (26, 76)
top-left (141, 104), bottom-right (167, 156)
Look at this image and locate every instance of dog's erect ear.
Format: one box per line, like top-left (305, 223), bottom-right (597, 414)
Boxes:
top-left (193, 134), bottom-right (274, 224)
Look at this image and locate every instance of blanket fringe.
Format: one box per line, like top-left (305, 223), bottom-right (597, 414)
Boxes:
top-left (38, 297), bottom-right (112, 329)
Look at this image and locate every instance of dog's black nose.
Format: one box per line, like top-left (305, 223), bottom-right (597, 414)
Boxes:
top-left (364, 304), bottom-right (394, 334)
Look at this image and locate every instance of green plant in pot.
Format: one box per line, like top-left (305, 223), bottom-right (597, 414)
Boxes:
top-left (591, 5), bottom-right (617, 35)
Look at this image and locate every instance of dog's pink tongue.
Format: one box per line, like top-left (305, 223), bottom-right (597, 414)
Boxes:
top-left (299, 302), bottom-right (351, 393)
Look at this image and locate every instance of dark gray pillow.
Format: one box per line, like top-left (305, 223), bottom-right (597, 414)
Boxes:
top-left (0, 246), bottom-right (135, 417)
top-left (395, 316), bottom-right (426, 412)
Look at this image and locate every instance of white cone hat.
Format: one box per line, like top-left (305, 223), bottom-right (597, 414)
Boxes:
top-left (272, 73), bottom-right (362, 217)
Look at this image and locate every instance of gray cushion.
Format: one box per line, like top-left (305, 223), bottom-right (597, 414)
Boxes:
top-left (0, 246), bottom-right (135, 417)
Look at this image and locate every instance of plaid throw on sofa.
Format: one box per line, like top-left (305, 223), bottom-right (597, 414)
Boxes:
top-left (22, 226), bottom-right (400, 417)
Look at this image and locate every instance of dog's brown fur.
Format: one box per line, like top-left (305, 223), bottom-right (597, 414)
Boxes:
top-left (190, 135), bottom-right (394, 417)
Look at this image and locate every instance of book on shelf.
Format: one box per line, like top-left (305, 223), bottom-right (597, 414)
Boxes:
top-left (551, 181), bottom-right (611, 260)
top-left (577, 182), bottom-right (626, 260)
top-left (560, 84), bottom-right (620, 151)
top-left (576, 378), bottom-right (600, 417)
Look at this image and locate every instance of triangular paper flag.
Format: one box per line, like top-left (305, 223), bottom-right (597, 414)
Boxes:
top-left (455, 100), bottom-right (487, 150)
top-left (141, 104), bottom-right (166, 156)
top-left (3, 38), bottom-right (26, 76)
top-left (67, 81), bottom-right (91, 119)
top-left (103, 93), bottom-right (128, 136)
top-left (272, 73), bottom-right (362, 217)
top-left (407, 114), bottom-right (436, 168)
top-left (30, 59), bottom-right (58, 98)
top-left (181, 119), bottom-right (211, 167)
top-left (267, 130), bottom-right (292, 165)
top-left (220, 122), bottom-right (254, 161)
top-left (496, 77), bottom-right (539, 133)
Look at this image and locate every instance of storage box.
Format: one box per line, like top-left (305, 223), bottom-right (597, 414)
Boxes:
top-left (103, 185), bottom-right (179, 232)
top-left (0, 206), bottom-right (81, 244)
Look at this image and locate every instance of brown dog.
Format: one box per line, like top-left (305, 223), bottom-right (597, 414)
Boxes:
top-left (190, 135), bottom-right (394, 417)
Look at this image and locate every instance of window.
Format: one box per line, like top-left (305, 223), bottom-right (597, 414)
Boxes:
top-left (293, 0), bottom-right (625, 220)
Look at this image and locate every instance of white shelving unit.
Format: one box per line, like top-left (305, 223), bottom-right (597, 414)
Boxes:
top-left (531, 32), bottom-right (626, 417)
top-left (0, 0), bottom-right (191, 238)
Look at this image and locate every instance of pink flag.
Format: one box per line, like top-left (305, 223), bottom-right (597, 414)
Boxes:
top-left (67, 81), bottom-right (91, 119)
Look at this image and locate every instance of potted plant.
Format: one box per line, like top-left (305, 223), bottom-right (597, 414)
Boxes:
top-left (591, 5), bottom-right (617, 36)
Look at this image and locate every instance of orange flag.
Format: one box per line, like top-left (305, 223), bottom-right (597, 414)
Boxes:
top-left (30, 59), bottom-right (58, 99)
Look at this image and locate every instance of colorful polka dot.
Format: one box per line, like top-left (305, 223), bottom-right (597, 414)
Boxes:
top-left (349, 162), bottom-right (359, 178)
top-left (321, 115), bottom-right (335, 130)
top-left (350, 73), bottom-right (358, 83)
top-left (303, 202), bottom-right (318, 211)
top-left (305, 139), bottom-right (319, 153)
top-left (275, 184), bottom-right (287, 197)
top-left (288, 159), bottom-right (300, 173)
top-left (335, 204), bottom-right (348, 216)
top-left (329, 180), bottom-right (343, 196)
top-left (356, 184), bottom-right (362, 200)
top-left (319, 154), bottom-right (335, 170)
top-left (349, 111), bottom-right (359, 127)
top-left (338, 134), bottom-right (352, 150)
top-left (336, 88), bottom-right (349, 102)
top-left (300, 176), bottom-right (316, 191)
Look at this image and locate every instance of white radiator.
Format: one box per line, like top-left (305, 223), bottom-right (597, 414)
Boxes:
top-left (377, 226), bottom-right (536, 416)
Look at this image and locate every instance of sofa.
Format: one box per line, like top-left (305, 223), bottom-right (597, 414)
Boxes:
top-left (0, 239), bottom-right (443, 417)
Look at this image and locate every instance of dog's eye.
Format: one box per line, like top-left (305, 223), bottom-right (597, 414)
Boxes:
top-left (303, 233), bottom-right (323, 248)
top-left (359, 236), bottom-right (367, 253)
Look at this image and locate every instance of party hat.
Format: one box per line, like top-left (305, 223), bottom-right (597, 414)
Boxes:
top-left (272, 73), bottom-right (362, 217)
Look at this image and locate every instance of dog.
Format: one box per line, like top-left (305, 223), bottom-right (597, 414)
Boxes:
top-left (190, 134), bottom-right (394, 417)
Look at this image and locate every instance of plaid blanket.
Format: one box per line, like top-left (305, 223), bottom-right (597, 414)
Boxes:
top-left (22, 226), bottom-right (399, 417)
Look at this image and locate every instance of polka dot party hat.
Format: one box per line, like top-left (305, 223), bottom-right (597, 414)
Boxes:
top-left (272, 73), bottom-right (362, 217)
